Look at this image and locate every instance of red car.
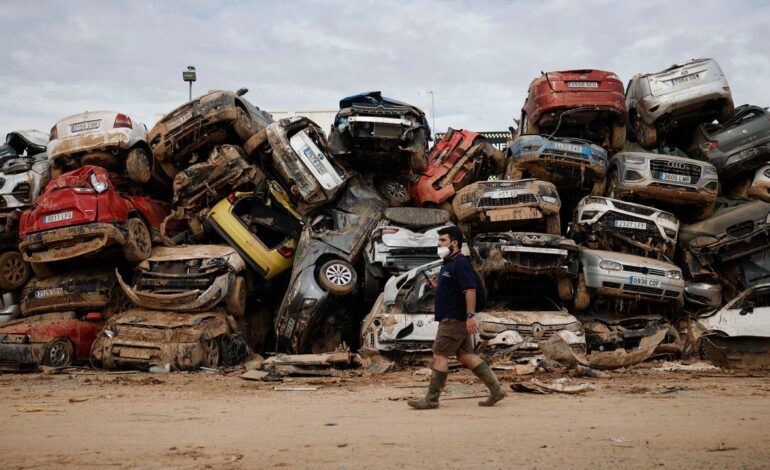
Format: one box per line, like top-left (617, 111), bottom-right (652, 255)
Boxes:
top-left (520, 69), bottom-right (627, 151)
top-left (0, 311), bottom-right (104, 370)
top-left (409, 128), bottom-right (504, 208)
top-left (19, 165), bottom-right (172, 277)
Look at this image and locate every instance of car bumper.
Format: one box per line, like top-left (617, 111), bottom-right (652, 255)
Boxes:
top-left (363, 313), bottom-right (438, 353)
top-left (117, 270), bottom-right (230, 312)
top-left (639, 83), bottom-right (731, 123)
top-left (584, 265), bottom-right (683, 303)
top-left (721, 143), bottom-right (770, 178)
top-left (615, 166), bottom-right (717, 207)
top-left (49, 131), bottom-right (132, 160)
top-left (531, 93), bottom-right (626, 123)
top-left (0, 342), bottom-right (46, 371)
top-left (20, 223), bottom-right (126, 263)
top-left (513, 152), bottom-right (607, 187)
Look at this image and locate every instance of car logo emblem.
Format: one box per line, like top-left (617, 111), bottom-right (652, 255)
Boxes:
top-left (416, 319), bottom-right (424, 327)
top-left (531, 323), bottom-right (545, 338)
top-left (681, 70), bottom-right (688, 75)
top-left (667, 161), bottom-right (687, 169)
top-left (743, 129), bottom-right (748, 134)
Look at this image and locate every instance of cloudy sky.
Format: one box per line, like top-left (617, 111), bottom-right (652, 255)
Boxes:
top-left (1, 0), bottom-right (768, 136)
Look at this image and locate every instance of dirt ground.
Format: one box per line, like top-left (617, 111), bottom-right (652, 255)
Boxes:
top-left (1, 364), bottom-right (769, 469)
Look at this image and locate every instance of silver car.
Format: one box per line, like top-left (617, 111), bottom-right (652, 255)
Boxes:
top-left (626, 58), bottom-right (734, 147)
top-left (606, 148), bottom-right (718, 220)
top-left (575, 247), bottom-right (684, 311)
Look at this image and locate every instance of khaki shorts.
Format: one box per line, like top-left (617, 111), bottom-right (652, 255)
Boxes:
top-left (432, 319), bottom-right (474, 357)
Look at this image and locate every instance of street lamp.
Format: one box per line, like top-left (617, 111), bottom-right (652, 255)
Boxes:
top-left (419, 90), bottom-right (436, 138)
top-left (182, 66), bottom-right (197, 101)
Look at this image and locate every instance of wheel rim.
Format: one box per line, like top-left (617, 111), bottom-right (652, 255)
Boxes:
top-left (2, 255), bottom-right (26, 285)
top-left (325, 264), bottom-right (353, 286)
top-left (385, 182), bottom-right (406, 199)
top-left (48, 342), bottom-right (69, 367)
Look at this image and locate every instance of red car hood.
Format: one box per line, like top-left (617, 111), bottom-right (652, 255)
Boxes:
top-left (0, 311), bottom-right (84, 342)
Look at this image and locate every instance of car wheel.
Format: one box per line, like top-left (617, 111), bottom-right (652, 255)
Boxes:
top-left (318, 260), bottom-right (357, 296)
top-left (233, 107), bottom-right (257, 141)
top-left (633, 114), bottom-right (657, 148)
top-left (81, 151), bottom-right (119, 169)
top-left (43, 338), bottom-right (74, 368)
top-left (0, 251), bottom-right (29, 290)
top-left (409, 150), bottom-right (428, 173)
top-left (201, 337), bottom-right (221, 368)
top-left (697, 331), bottom-right (728, 359)
top-left (363, 265), bottom-right (382, 302)
top-left (557, 277), bottom-right (574, 301)
top-left (125, 147), bottom-right (153, 184)
top-left (244, 129), bottom-right (269, 155)
top-left (123, 218), bottom-right (152, 263)
top-left (225, 275), bottom-right (247, 317)
top-left (30, 262), bottom-right (54, 279)
top-left (376, 179), bottom-right (411, 207)
top-left (605, 170), bottom-right (620, 198)
top-left (544, 214), bottom-right (561, 235)
top-left (610, 122), bottom-right (626, 152)
top-left (573, 273), bottom-right (591, 311)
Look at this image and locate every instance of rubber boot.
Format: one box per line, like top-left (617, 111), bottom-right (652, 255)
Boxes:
top-left (407, 369), bottom-right (447, 410)
top-left (472, 362), bottom-right (506, 407)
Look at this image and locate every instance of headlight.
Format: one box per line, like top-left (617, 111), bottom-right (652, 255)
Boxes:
top-left (2, 334), bottom-right (29, 344)
top-left (664, 228), bottom-right (677, 238)
top-left (89, 173), bottom-right (109, 193)
top-left (583, 196), bottom-right (607, 206)
top-left (624, 154), bottom-right (646, 165)
top-left (580, 210), bottom-right (598, 221)
top-left (704, 165), bottom-right (717, 176)
top-left (762, 168), bottom-right (770, 179)
top-left (104, 329), bottom-right (117, 339)
top-left (658, 211), bottom-right (678, 224)
top-left (599, 260), bottom-right (623, 271)
top-left (565, 322), bottom-right (583, 333)
top-left (479, 322), bottom-right (507, 334)
top-left (302, 298), bottom-right (318, 308)
top-left (541, 195), bottom-right (557, 204)
top-left (666, 270), bottom-right (682, 280)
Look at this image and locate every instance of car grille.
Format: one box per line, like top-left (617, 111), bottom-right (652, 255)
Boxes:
top-left (136, 275), bottom-right (214, 292)
top-left (505, 323), bottom-right (567, 340)
top-left (726, 220), bottom-right (755, 238)
top-left (622, 265), bottom-right (666, 277)
top-left (116, 327), bottom-right (166, 342)
top-left (25, 294), bottom-right (86, 310)
top-left (611, 200), bottom-right (655, 216)
top-left (623, 284), bottom-right (663, 296)
top-left (650, 159), bottom-right (701, 184)
top-left (478, 193), bottom-right (537, 207)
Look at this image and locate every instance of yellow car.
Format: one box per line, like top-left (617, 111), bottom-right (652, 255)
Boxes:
top-left (207, 180), bottom-right (302, 281)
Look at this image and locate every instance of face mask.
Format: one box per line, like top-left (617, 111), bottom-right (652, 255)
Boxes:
top-left (437, 246), bottom-right (451, 259)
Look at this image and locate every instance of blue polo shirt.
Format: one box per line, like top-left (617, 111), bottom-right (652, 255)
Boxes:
top-left (434, 253), bottom-right (478, 321)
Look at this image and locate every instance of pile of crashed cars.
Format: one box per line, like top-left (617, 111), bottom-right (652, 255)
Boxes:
top-left (1, 57), bottom-right (770, 374)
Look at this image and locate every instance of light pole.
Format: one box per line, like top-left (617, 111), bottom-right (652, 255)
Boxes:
top-left (419, 90), bottom-right (436, 137)
top-left (182, 66), bottom-right (197, 101)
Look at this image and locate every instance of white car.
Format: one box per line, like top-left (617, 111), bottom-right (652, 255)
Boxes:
top-left (748, 165), bottom-right (770, 203)
top-left (696, 283), bottom-right (770, 338)
top-left (48, 111), bottom-right (153, 183)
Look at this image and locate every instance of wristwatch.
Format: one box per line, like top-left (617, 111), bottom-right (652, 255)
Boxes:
top-left (466, 312), bottom-right (475, 319)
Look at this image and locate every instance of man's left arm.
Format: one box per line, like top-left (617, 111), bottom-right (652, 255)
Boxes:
top-left (457, 258), bottom-right (479, 335)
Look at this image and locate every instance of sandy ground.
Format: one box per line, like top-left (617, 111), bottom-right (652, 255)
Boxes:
top-left (1, 364), bottom-right (769, 469)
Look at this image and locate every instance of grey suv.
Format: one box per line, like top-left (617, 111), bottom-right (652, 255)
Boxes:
top-left (626, 58), bottom-right (734, 147)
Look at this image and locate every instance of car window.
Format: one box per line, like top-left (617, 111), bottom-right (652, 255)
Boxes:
top-left (741, 287), bottom-right (770, 309)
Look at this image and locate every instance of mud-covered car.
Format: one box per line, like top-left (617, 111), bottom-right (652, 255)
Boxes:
top-left (0, 210), bottom-right (31, 290)
top-left (695, 283), bottom-right (770, 341)
top-left (0, 152), bottom-right (50, 211)
top-left (471, 232), bottom-right (578, 301)
top-left (409, 128), bottom-right (504, 208)
top-left (574, 248), bottom-right (684, 311)
top-left (0, 130), bottom-right (47, 158)
top-left (148, 89), bottom-right (273, 181)
top-left (0, 311), bottom-right (104, 371)
top-left (21, 268), bottom-right (129, 318)
top-left (520, 69), bottom-right (627, 151)
top-left (117, 245), bottom-right (248, 317)
top-left (90, 309), bottom-right (248, 371)
top-left (505, 135), bottom-right (607, 196)
top-left (626, 58), bottom-right (734, 147)
top-left (678, 199), bottom-right (770, 279)
top-left (748, 165), bottom-right (770, 202)
top-left (452, 179), bottom-right (561, 237)
top-left (48, 111), bottom-right (154, 184)
top-left (245, 116), bottom-right (348, 215)
top-left (363, 207), bottom-right (451, 301)
top-left (580, 312), bottom-right (681, 353)
top-left (329, 91), bottom-right (431, 172)
top-left (571, 196), bottom-right (679, 259)
top-left (206, 181), bottom-right (302, 282)
top-left (0, 291), bottom-right (20, 324)
top-left (606, 147), bottom-right (718, 220)
top-left (275, 177), bottom-right (385, 353)
top-left (19, 165), bottom-right (172, 276)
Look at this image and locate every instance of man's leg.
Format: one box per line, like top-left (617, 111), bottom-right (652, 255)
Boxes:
top-left (457, 351), bottom-right (506, 407)
top-left (407, 354), bottom-right (448, 410)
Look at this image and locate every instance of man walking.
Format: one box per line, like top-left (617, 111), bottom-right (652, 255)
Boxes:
top-left (408, 226), bottom-right (506, 410)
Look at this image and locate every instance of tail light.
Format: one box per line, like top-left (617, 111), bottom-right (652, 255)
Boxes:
top-left (700, 141), bottom-right (718, 152)
top-left (85, 312), bottom-right (103, 321)
top-left (49, 124), bottom-right (58, 141)
top-left (277, 245), bottom-right (295, 258)
top-left (226, 193), bottom-right (236, 203)
top-left (382, 228), bottom-right (400, 235)
top-left (113, 113), bottom-right (133, 129)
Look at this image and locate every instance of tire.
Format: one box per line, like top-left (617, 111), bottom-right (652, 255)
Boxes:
top-left (545, 214), bottom-right (561, 235)
top-left (557, 277), bottom-right (574, 302)
top-left (719, 101), bottom-right (735, 123)
top-left (610, 122), bottom-right (627, 152)
top-left (233, 107), bottom-right (257, 141)
top-left (30, 262), bottom-right (54, 279)
top-left (376, 179), bottom-right (411, 207)
top-left (200, 337), bottom-right (221, 368)
top-left (0, 251), bottom-right (29, 290)
top-left (43, 338), bottom-right (74, 368)
top-left (633, 114), bottom-right (657, 148)
top-left (590, 180), bottom-right (606, 196)
top-left (244, 129), bottom-right (269, 155)
top-left (122, 218), bottom-right (152, 263)
top-left (125, 147), bottom-right (152, 184)
top-left (225, 275), bottom-right (247, 317)
top-left (318, 260), bottom-right (357, 296)
top-left (573, 273), bottom-right (591, 311)
top-left (605, 170), bottom-right (620, 199)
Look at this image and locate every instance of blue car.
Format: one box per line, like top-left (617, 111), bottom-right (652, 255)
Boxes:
top-left (505, 134), bottom-right (608, 195)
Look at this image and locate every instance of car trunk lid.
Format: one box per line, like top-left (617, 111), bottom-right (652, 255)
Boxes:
top-left (647, 60), bottom-right (715, 97)
top-left (545, 70), bottom-right (614, 93)
top-left (22, 166), bottom-right (102, 234)
top-left (54, 111), bottom-right (116, 140)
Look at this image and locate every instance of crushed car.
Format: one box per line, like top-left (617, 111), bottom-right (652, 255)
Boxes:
top-left (363, 207), bottom-right (451, 301)
top-left (116, 245), bottom-right (248, 317)
top-left (452, 179), bottom-right (562, 237)
top-left (571, 196), bottom-right (679, 259)
top-left (274, 176), bottom-right (385, 353)
top-left (606, 145), bottom-right (718, 220)
top-left (0, 291), bottom-right (20, 324)
top-left (409, 128), bottom-right (505, 209)
top-left (148, 88), bottom-right (273, 181)
top-left (90, 308), bottom-right (248, 371)
top-left (21, 268), bottom-right (129, 318)
top-left (245, 116), bottom-right (349, 215)
top-left (695, 283), bottom-right (770, 343)
top-left (328, 91), bottom-right (431, 173)
top-left (505, 134), bottom-right (607, 196)
top-left (19, 165), bottom-right (173, 277)
top-left (748, 165), bottom-right (770, 202)
top-left (626, 58), bottom-right (734, 147)
top-left (0, 130), bottom-right (47, 158)
top-left (48, 111), bottom-right (154, 184)
top-left (520, 69), bottom-right (627, 151)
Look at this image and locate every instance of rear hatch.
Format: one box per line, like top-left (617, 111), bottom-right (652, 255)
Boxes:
top-left (647, 59), bottom-right (720, 97)
top-left (545, 69), bottom-right (618, 93)
top-left (53, 111), bottom-right (116, 141)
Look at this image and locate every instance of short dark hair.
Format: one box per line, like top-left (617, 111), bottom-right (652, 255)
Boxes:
top-left (438, 226), bottom-right (463, 249)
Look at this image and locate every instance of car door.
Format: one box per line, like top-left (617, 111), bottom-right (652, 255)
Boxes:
top-left (719, 286), bottom-right (770, 337)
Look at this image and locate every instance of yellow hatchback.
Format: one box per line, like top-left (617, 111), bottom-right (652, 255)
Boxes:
top-left (207, 181), bottom-right (302, 281)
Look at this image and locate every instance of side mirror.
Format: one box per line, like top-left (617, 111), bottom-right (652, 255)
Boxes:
top-left (739, 305), bottom-right (754, 316)
top-left (85, 312), bottom-right (103, 321)
top-left (236, 87), bottom-right (248, 96)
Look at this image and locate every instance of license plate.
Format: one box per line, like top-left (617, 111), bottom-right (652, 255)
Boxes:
top-left (290, 131), bottom-right (344, 190)
top-left (69, 120), bottom-right (100, 133)
top-left (554, 142), bottom-right (582, 153)
top-left (167, 110), bottom-right (193, 130)
top-left (485, 189), bottom-right (526, 199)
top-left (670, 73), bottom-right (700, 86)
top-left (614, 220), bottom-right (647, 230)
top-left (34, 288), bottom-right (64, 299)
top-left (43, 211), bottom-right (73, 224)
top-left (658, 172), bottom-right (690, 183)
top-left (629, 276), bottom-right (660, 288)
top-left (566, 81), bottom-right (599, 88)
